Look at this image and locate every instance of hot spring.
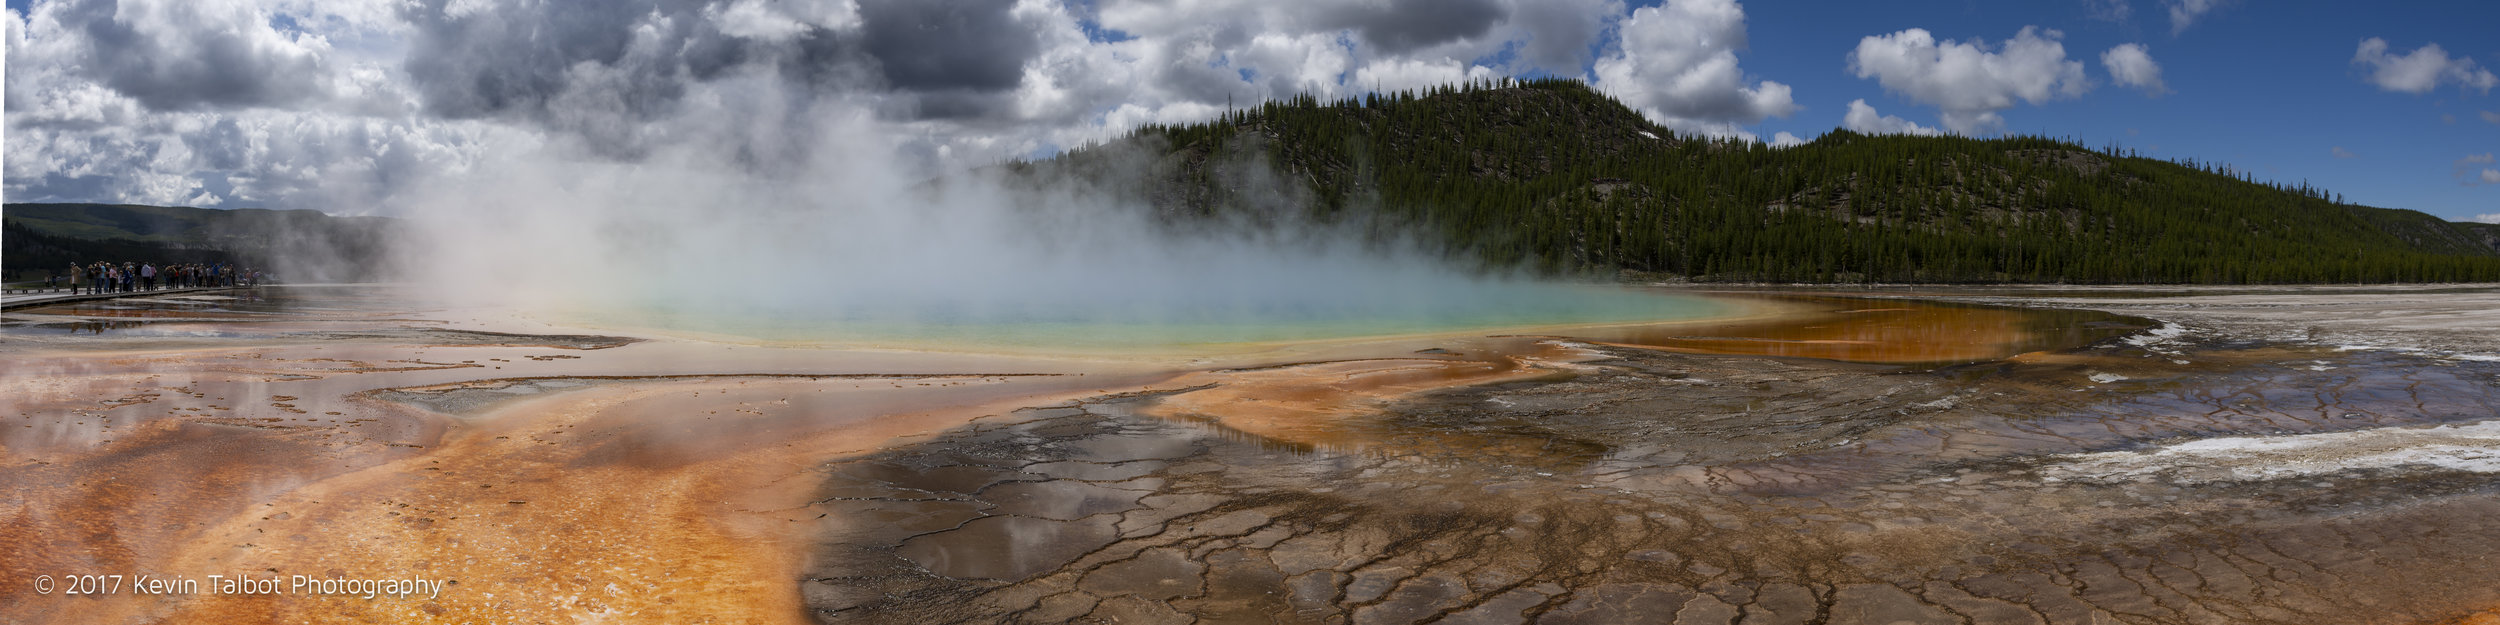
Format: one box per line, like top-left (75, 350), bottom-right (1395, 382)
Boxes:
top-left (553, 281), bottom-right (1738, 351)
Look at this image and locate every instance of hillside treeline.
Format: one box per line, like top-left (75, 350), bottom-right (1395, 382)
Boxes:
top-left (1014, 78), bottom-right (2500, 284)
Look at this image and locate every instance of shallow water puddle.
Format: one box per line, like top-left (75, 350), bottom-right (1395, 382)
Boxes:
top-left (1583, 295), bottom-right (2148, 365)
top-left (9, 287), bottom-right (2500, 624)
top-left (795, 331), bottom-right (2500, 624)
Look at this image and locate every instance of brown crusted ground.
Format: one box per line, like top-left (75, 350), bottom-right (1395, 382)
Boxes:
top-left (7, 287), bottom-right (2499, 624)
top-left (798, 336), bottom-right (2500, 624)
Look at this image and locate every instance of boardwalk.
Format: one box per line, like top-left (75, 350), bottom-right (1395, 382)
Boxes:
top-left (0, 286), bottom-right (255, 311)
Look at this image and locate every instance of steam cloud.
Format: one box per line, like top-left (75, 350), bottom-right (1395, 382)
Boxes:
top-left (9, 0), bottom-right (1728, 336)
top-left (391, 87), bottom-right (1600, 342)
top-left (6, 0), bottom-right (1781, 209)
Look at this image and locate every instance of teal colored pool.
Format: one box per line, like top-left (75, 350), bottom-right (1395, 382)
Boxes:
top-left (561, 283), bottom-right (1732, 350)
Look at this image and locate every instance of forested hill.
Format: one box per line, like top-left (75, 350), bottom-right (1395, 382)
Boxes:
top-left (1006, 78), bottom-right (2500, 284)
top-left (3, 203), bottom-right (400, 282)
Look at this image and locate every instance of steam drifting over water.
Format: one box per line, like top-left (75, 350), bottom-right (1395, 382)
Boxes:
top-left (392, 104), bottom-right (1715, 347)
top-left (8, 0), bottom-right (1739, 343)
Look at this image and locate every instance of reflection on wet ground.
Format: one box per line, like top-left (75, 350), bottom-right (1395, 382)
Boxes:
top-left (1581, 295), bottom-right (2148, 365)
top-left (13, 290), bottom-right (288, 318)
top-left (2, 288), bottom-right (657, 351)
top-left (6, 286), bottom-right (2500, 624)
top-left (38, 319), bottom-right (147, 334)
top-left (802, 339), bottom-right (2500, 624)
top-left (0, 287), bottom-right (440, 342)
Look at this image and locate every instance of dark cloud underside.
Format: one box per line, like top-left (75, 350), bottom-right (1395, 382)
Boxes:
top-left (1328, 0), bottom-right (1506, 54)
top-left (5, 0), bottom-right (1747, 209)
top-left (402, 0), bottom-right (709, 120)
top-left (858, 0), bottom-right (1039, 92)
top-left (55, 0), bottom-right (324, 110)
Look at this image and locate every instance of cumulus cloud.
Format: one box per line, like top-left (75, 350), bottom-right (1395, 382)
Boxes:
top-left (1590, 0), bottom-right (1798, 140)
top-left (2101, 43), bottom-right (2167, 95)
top-left (0, 0), bottom-right (1746, 210)
top-left (393, 0), bottom-right (996, 152)
top-left (2460, 153), bottom-right (2499, 186)
top-left (1319, 0), bottom-right (1507, 54)
top-left (1848, 26), bottom-right (2090, 135)
top-left (2472, 213), bottom-right (2500, 225)
top-left (1352, 57), bottom-right (1498, 95)
top-left (2166, 0), bottom-right (2225, 35)
top-left (2353, 38), bottom-right (2498, 95)
top-left (860, 0), bottom-right (1044, 92)
top-left (1841, 99), bottom-right (1943, 136)
top-left (1768, 131), bottom-right (1806, 148)
top-left (1504, 0), bottom-right (1623, 73)
top-left (4, 0), bottom-right (512, 208)
top-left (35, 0), bottom-right (339, 111)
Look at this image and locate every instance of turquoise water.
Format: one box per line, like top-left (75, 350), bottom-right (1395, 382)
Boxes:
top-left (567, 283), bottom-right (1731, 350)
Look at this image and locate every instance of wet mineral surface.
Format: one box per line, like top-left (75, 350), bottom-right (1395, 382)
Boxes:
top-left (5, 285), bottom-right (2500, 624)
top-left (800, 335), bottom-right (2500, 624)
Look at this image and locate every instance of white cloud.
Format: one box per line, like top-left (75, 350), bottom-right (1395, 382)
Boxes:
top-left (985, 0), bottom-right (1634, 163)
top-left (1241, 32), bottom-right (1357, 98)
top-left (2331, 146), bottom-right (2357, 159)
top-left (1848, 26), bottom-right (2090, 135)
top-left (2166, 0), bottom-right (2226, 35)
top-left (2101, 43), bottom-right (2167, 95)
top-left (8, 0), bottom-right (1661, 208)
top-left (1842, 99), bottom-right (1943, 136)
top-left (1, 0), bottom-right (515, 209)
top-left (1499, 0), bottom-right (1625, 74)
top-left (2471, 213), bottom-right (2500, 225)
top-left (1591, 0), bottom-right (1798, 140)
top-left (1768, 131), bottom-right (1806, 148)
top-left (2354, 38), bottom-right (2499, 95)
top-left (2460, 153), bottom-right (2499, 186)
top-left (1351, 57), bottom-right (1497, 95)
top-left (705, 0), bottom-right (834, 41)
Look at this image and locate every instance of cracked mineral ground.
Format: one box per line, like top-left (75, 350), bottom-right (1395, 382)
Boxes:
top-left (798, 337), bottom-right (2500, 625)
top-left (6, 285), bottom-right (2500, 625)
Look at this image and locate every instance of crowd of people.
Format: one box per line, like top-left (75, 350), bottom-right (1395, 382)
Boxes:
top-left (43, 261), bottom-right (265, 294)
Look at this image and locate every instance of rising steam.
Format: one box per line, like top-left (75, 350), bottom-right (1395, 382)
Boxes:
top-left (384, 84), bottom-right (1695, 346)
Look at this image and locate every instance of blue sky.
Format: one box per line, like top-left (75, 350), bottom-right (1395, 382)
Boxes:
top-left (4, 0), bottom-right (2495, 222)
top-left (1723, 1), bottom-right (2500, 221)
